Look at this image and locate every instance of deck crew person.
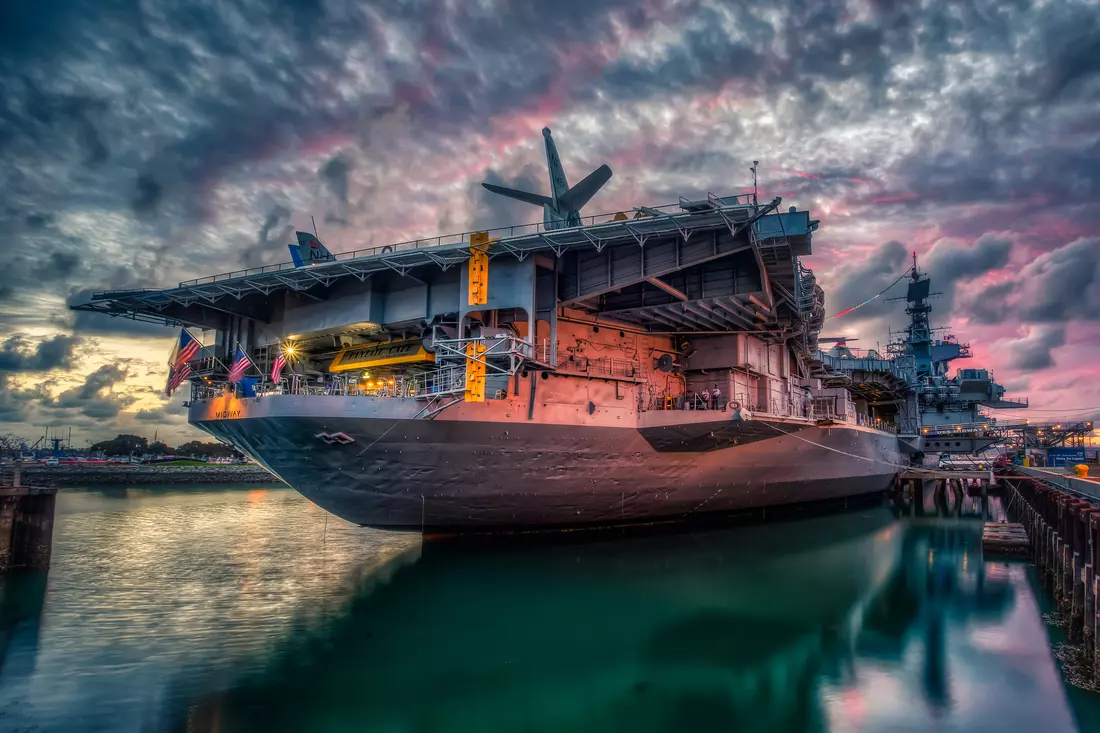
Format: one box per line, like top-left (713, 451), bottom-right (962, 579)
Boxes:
top-left (712, 385), bottom-right (721, 411)
top-left (700, 387), bottom-right (710, 410)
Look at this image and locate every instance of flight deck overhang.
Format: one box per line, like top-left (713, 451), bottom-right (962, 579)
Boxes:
top-left (70, 194), bottom-right (814, 332)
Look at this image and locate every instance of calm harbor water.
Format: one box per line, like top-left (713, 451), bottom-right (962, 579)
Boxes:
top-left (0, 485), bottom-right (1097, 732)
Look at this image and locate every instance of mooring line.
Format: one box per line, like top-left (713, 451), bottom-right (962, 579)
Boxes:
top-left (356, 421), bottom-right (400, 456)
top-left (757, 420), bottom-right (941, 474)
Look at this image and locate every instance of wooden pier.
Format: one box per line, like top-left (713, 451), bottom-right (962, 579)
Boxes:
top-left (0, 464), bottom-right (58, 573)
top-left (896, 469), bottom-right (994, 505)
top-left (1000, 472), bottom-right (1100, 681)
top-left (981, 522), bottom-right (1030, 556)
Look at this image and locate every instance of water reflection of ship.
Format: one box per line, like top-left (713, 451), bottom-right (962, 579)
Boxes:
top-left (181, 511), bottom-right (903, 732)
top-left (857, 516), bottom-right (1015, 715)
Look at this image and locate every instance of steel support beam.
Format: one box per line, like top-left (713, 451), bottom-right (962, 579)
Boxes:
top-left (646, 277), bottom-right (688, 301)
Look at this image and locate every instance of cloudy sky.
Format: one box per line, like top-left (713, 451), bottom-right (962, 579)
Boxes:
top-left (1, 0), bottom-right (1098, 446)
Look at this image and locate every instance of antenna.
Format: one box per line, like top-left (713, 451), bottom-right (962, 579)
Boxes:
top-left (311, 215), bottom-right (319, 237)
top-left (750, 161), bottom-right (759, 206)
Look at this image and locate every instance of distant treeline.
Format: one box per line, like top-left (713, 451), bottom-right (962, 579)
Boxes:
top-left (0, 432), bottom-right (240, 459)
top-left (87, 434), bottom-right (240, 458)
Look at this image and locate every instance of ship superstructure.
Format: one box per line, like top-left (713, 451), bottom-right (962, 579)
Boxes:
top-left (812, 254), bottom-right (1027, 458)
top-left (75, 131), bottom-right (943, 531)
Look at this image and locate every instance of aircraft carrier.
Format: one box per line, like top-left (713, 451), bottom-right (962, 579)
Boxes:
top-left (72, 128), bottom-right (1026, 532)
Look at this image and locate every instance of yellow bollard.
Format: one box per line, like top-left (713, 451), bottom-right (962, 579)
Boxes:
top-left (1074, 464), bottom-right (1089, 478)
top-left (1022, 457), bottom-right (1030, 467)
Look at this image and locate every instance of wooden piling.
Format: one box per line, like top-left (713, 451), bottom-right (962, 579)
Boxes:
top-left (1094, 575), bottom-right (1100, 682)
top-left (1064, 544), bottom-right (1074, 610)
top-left (1084, 564), bottom-right (1095, 660)
top-left (1071, 553), bottom-right (1084, 643)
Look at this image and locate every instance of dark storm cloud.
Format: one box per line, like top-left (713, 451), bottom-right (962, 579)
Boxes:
top-left (135, 399), bottom-right (186, 423)
top-left (45, 364), bottom-right (135, 419)
top-left (0, 375), bottom-right (42, 422)
top-left (239, 205), bottom-right (294, 269)
top-left (0, 333), bottom-right (81, 372)
top-left (965, 282), bottom-right (1017, 325)
top-left (923, 234), bottom-right (1013, 311)
top-left (824, 240), bottom-right (909, 323)
top-left (1006, 325), bottom-right (1066, 371)
top-left (827, 233), bottom-right (1012, 335)
top-left (319, 155), bottom-right (353, 206)
top-left (0, 0), bottom-right (1098, 434)
top-left (469, 165), bottom-right (545, 231)
top-left (1029, 7), bottom-right (1100, 100)
top-left (132, 175), bottom-right (164, 218)
top-left (136, 408), bottom-right (168, 422)
top-left (0, 214), bottom-right (85, 307)
top-left (961, 237), bottom-right (1100, 325)
top-left (1017, 238), bottom-right (1100, 323)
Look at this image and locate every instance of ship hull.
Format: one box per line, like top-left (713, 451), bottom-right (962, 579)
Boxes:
top-left (191, 396), bottom-right (902, 531)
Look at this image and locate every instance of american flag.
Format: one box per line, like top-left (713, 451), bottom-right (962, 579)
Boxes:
top-left (271, 351), bottom-right (287, 382)
top-left (172, 329), bottom-right (201, 370)
top-left (165, 362), bottom-right (192, 396)
top-left (228, 344), bottom-right (252, 383)
top-left (165, 328), bottom-right (200, 396)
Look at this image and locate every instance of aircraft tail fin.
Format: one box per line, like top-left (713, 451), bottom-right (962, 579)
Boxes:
top-left (558, 164), bottom-right (612, 213)
top-left (291, 231), bottom-right (335, 267)
top-left (288, 244), bottom-right (305, 267)
top-left (479, 183), bottom-right (555, 208)
top-left (543, 127), bottom-right (569, 206)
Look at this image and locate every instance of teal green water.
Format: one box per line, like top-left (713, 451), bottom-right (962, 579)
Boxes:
top-left (0, 486), bottom-right (1096, 732)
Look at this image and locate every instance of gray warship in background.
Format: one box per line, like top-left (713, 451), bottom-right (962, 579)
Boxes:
top-left (74, 129), bottom-right (1026, 531)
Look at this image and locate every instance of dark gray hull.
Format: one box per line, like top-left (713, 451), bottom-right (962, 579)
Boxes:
top-left (191, 396), bottom-right (902, 531)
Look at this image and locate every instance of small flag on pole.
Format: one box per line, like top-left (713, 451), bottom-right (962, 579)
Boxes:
top-left (271, 351), bottom-right (287, 382)
top-left (172, 329), bottom-right (201, 370)
top-left (165, 362), bottom-right (192, 396)
top-left (165, 328), bottom-right (200, 396)
top-left (228, 344), bottom-right (252, 383)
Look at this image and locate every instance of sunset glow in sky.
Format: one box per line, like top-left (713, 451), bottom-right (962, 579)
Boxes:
top-left (1, 0), bottom-right (1098, 444)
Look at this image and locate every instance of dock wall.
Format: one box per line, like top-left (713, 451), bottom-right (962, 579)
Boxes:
top-left (0, 464), bottom-right (282, 487)
top-left (0, 488), bottom-right (57, 572)
top-left (1001, 473), bottom-right (1100, 682)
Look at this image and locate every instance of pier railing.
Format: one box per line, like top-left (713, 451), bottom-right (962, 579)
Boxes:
top-left (642, 390), bottom-right (899, 433)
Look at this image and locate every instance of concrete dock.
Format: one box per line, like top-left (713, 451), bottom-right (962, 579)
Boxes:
top-left (1017, 466), bottom-right (1100, 501)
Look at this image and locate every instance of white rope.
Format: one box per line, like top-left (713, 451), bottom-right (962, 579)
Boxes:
top-left (356, 421), bottom-right (400, 456)
top-left (756, 419), bottom-right (940, 474)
